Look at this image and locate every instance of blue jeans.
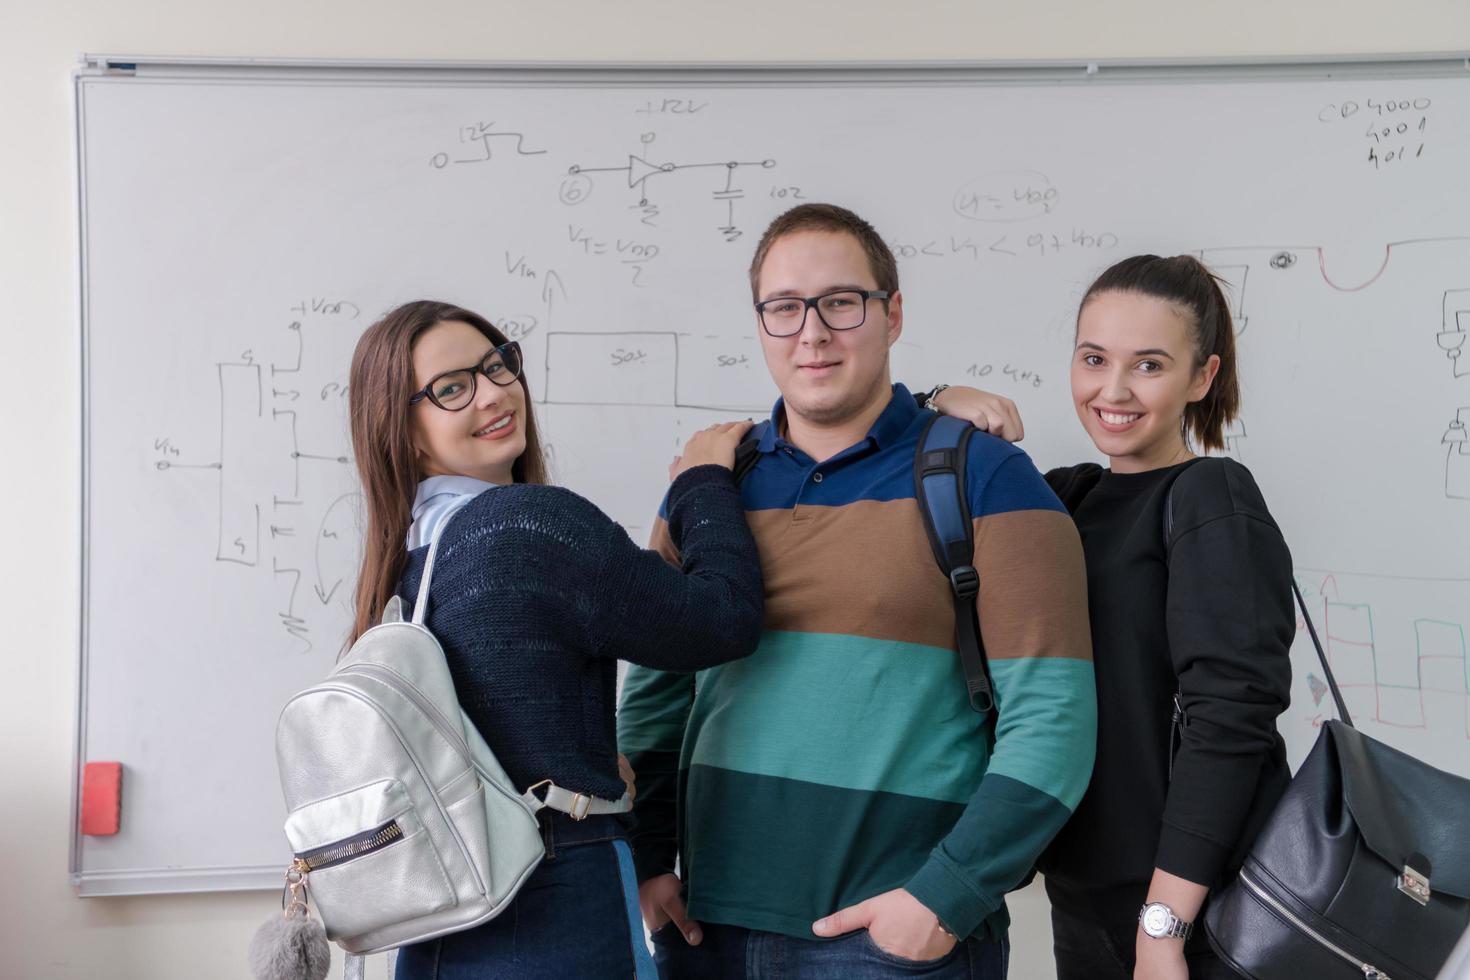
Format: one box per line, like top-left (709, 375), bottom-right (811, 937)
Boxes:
top-left (651, 920), bottom-right (1009, 979)
top-left (394, 813), bottom-right (656, 980)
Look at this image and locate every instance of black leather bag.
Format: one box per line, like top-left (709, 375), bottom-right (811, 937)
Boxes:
top-left (1203, 584), bottom-right (1470, 980)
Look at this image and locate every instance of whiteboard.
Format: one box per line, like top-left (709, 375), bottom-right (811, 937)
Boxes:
top-left (74, 57), bottom-right (1470, 895)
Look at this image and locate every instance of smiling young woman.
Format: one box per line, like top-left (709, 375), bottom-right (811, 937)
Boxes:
top-left (1033, 256), bottom-right (1292, 980)
top-left (342, 299), bottom-right (766, 980)
top-left (933, 255), bottom-right (1293, 980)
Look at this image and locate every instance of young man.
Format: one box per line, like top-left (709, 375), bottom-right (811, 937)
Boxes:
top-left (618, 204), bottom-right (1096, 979)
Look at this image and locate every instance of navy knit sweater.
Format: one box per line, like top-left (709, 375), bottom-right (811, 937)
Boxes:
top-left (398, 464), bottom-right (763, 803)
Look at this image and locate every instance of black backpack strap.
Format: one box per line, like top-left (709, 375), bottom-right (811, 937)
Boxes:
top-left (1163, 480), bottom-right (1351, 734)
top-left (1162, 482), bottom-right (1187, 778)
top-left (731, 421), bottom-right (769, 485)
top-left (913, 415), bottom-right (994, 713)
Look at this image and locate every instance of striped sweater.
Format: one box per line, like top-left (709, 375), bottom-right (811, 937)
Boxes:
top-left (618, 385), bottom-right (1096, 941)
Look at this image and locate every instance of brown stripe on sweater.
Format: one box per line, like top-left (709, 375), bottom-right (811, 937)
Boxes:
top-left (652, 502), bottom-right (1089, 662)
top-left (747, 499), bottom-right (956, 649)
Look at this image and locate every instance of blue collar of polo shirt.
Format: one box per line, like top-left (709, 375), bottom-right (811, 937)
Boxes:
top-left (756, 383), bottom-right (919, 456)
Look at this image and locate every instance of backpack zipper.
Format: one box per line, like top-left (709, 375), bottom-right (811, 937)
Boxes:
top-left (295, 818), bottom-right (405, 871)
top-left (303, 683), bottom-right (488, 897)
top-left (1238, 868), bottom-right (1392, 979)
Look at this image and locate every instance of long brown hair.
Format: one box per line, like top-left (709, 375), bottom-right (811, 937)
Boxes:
top-left (347, 300), bottom-right (549, 644)
top-left (1079, 254), bottom-right (1240, 452)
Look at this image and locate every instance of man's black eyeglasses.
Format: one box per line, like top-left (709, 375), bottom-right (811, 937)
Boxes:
top-left (754, 289), bottom-right (890, 337)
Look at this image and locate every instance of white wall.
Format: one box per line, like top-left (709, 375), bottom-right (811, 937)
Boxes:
top-left (3, 3), bottom-right (1468, 979)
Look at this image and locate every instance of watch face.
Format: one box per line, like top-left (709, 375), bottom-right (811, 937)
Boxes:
top-left (1143, 905), bottom-right (1171, 935)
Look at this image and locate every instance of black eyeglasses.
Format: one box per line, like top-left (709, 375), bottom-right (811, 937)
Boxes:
top-left (409, 341), bottom-right (524, 411)
top-left (754, 289), bottom-right (890, 337)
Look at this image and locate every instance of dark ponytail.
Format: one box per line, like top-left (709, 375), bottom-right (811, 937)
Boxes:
top-left (1079, 254), bottom-right (1239, 452)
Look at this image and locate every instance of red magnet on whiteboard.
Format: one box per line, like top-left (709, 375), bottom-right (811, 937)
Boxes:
top-left (81, 762), bottom-right (123, 836)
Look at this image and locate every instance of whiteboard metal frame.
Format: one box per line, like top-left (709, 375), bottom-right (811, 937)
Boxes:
top-left (77, 52), bottom-right (1470, 85)
top-left (71, 51), bottom-right (1470, 896)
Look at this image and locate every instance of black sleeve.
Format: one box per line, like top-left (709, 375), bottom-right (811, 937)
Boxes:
top-left (1157, 459), bottom-right (1294, 886)
top-left (587, 464), bottom-right (764, 670)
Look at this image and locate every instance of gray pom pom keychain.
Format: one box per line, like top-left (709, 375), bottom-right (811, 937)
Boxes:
top-left (249, 861), bottom-right (331, 980)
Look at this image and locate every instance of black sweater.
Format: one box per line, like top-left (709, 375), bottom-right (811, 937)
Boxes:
top-left (1038, 457), bottom-right (1294, 928)
top-left (398, 465), bottom-right (764, 803)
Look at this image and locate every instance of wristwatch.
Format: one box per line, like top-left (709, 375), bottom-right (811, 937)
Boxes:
top-left (923, 384), bottom-right (951, 412)
top-left (1139, 902), bottom-right (1194, 940)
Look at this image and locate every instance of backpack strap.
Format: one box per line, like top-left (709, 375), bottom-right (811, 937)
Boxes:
top-left (344, 951), bottom-right (397, 979)
top-left (520, 780), bottom-right (632, 820)
top-left (1161, 478), bottom-right (1352, 781)
top-left (731, 421), bottom-right (770, 485)
top-left (913, 415), bottom-right (994, 713)
top-left (733, 415), bottom-right (992, 712)
top-left (410, 494), bottom-right (477, 627)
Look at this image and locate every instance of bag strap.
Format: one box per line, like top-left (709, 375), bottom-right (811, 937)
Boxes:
top-left (913, 415), bottom-right (994, 713)
top-left (731, 421), bottom-right (769, 485)
top-left (410, 495), bottom-right (476, 627)
top-left (1289, 580), bottom-right (1354, 727)
top-left (343, 951), bottom-right (397, 979)
top-left (1162, 483), bottom-right (1353, 732)
top-left (521, 780), bottom-right (632, 820)
top-left (732, 415), bottom-right (993, 712)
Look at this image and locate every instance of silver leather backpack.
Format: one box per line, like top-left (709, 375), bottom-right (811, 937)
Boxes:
top-left (271, 498), bottom-right (629, 961)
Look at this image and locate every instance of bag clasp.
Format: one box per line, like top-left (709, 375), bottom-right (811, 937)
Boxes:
top-left (1396, 864), bottom-right (1431, 906)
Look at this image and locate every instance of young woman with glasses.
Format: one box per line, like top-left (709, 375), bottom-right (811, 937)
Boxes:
top-left (347, 300), bottom-right (764, 979)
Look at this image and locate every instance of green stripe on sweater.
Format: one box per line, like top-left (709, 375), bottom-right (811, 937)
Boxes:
top-left (679, 631), bottom-right (1094, 806)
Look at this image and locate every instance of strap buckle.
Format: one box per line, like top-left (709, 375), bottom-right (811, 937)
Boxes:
top-left (526, 779), bottom-right (594, 820)
top-left (919, 448), bottom-right (959, 479)
top-left (568, 792), bottom-right (591, 821)
top-left (949, 565), bottom-right (979, 600)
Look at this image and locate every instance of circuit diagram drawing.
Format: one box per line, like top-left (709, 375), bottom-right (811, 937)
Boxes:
top-left (1439, 289), bottom-right (1470, 379)
top-left (1446, 407), bottom-right (1470, 500)
top-left (560, 135), bottom-right (776, 241)
top-left (1219, 418), bottom-right (1247, 461)
top-left (152, 303), bottom-right (362, 654)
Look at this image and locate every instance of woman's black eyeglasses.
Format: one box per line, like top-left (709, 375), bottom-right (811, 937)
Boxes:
top-left (408, 341), bottom-right (524, 411)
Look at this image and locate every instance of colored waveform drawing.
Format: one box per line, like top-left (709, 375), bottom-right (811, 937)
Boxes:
top-left (1201, 238), bottom-right (1470, 328)
top-left (1302, 574), bottom-right (1470, 739)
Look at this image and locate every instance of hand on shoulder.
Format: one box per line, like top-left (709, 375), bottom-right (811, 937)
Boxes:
top-left (669, 420), bottom-right (756, 481)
